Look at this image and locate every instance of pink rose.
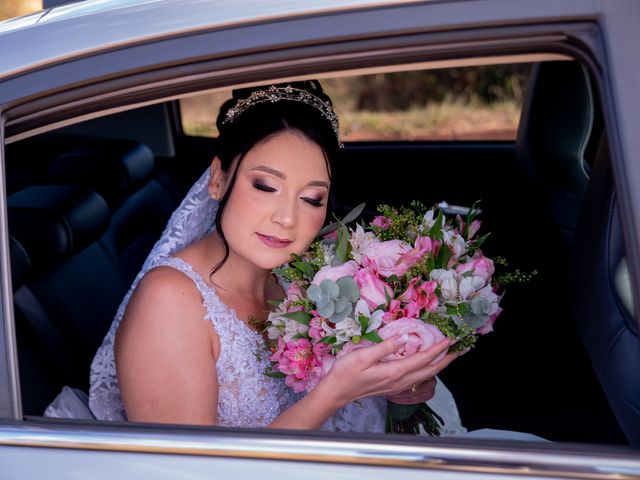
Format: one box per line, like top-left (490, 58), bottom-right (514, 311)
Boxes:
top-left (371, 215), bottom-right (392, 230)
top-left (354, 262), bottom-right (394, 310)
top-left (336, 339), bottom-right (376, 359)
top-left (456, 255), bottom-right (494, 282)
top-left (360, 239), bottom-right (410, 277)
top-left (378, 318), bottom-right (447, 363)
top-left (312, 260), bottom-right (358, 285)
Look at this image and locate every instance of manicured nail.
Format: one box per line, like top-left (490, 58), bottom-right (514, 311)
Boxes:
top-left (395, 334), bottom-right (409, 346)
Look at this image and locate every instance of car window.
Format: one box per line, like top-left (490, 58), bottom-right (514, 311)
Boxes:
top-left (179, 64), bottom-right (530, 141)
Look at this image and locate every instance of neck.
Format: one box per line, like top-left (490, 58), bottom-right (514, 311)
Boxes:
top-left (203, 232), bottom-right (272, 301)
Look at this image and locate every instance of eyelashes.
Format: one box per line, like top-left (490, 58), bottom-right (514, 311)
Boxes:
top-left (253, 182), bottom-right (276, 193)
top-left (252, 182), bottom-right (325, 208)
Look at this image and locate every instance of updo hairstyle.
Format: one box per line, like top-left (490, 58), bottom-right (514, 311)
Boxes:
top-left (211, 80), bottom-right (340, 276)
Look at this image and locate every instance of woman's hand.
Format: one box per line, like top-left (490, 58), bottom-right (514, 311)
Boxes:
top-left (387, 377), bottom-right (437, 405)
top-left (320, 336), bottom-right (459, 409)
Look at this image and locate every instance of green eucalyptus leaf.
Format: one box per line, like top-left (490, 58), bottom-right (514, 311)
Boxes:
top-left (318, 222), bottom-right (338, 237)
top-left (336, 276), bottom-right (359, 302)
top-left (317, 301), bottom-right (335, 318)
top-left (341, 203), bottom-right (366, 225)
top-left (334, 296), bottom-right (350, 314)
top-left (320, 279), bottom-right (340, 298)
top-left (307, 284), bottom-right (322, 302)
top-left (329, 308), bottom-right (350, 323)
top-left (335, 223), bottom-right (351, 263)
top-left (265, 371), bottom-right (286, 379)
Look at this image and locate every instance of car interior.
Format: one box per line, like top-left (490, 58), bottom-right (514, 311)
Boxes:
top-left (4, 57), bottom-right (638, 446)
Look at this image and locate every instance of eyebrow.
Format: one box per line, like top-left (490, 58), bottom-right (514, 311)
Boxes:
top-left (250, 165), bottom-right (329, 190)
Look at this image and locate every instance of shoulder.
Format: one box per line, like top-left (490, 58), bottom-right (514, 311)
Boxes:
top-left (120, 265), bottom-right (209, 336)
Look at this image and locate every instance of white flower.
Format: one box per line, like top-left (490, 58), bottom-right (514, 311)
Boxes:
top-left (283, 320), bottom-right (310, 342)
top-left (354, 299), bottom-right (384, 333)
top-left (349, 224), bottom-right (377, 263)
top-left (430, 269), bottom-right (458, 301)
top-left (267, 326), bottom-right (282, 340)
top-left (321, 242), bottom-right (336, 265)
top-left (443, 230), bottom-right (468, 259)
top-left (422, 209), bottom-right (437, 229)
top-left (334, 317), bottom-right (361, 344)
top-left (459, 275), bottom-right (486, 301)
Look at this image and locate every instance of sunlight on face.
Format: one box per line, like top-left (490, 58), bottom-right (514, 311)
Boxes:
top-left (221, 130), bottom-right (330, 270)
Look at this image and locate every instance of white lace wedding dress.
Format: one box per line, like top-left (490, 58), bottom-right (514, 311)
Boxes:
top-left (45, 168), bottom-right (511, 438)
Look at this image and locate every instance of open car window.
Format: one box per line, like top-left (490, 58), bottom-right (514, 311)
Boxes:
top-left (180, 65), bottom-right (531, 141)
top-left (1, 1), bottom-right (640, 477)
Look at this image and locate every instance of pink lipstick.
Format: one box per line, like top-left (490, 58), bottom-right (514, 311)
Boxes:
top-left (256, 233), bottom-right (293, 249)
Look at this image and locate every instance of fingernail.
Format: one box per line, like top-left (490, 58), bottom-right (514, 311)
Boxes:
top-left (458, 347), bottom-right (471, 355)
top-left (395, 334), bottom-right (409, 346)
top-left (448, 337), bottom-right (458, 345)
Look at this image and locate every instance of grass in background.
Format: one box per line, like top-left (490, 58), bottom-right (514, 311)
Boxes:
top-left (180, 92), bottom-right (520, 141)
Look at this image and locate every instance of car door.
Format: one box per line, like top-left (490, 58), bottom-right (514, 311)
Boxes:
top-left (1, 0), bottom-right (639, 477)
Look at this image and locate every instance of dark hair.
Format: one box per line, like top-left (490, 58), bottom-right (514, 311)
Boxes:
top-left (210, 80), bottom-right (340, 277)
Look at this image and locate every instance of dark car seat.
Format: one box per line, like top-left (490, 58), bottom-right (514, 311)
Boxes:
top-left (8, 185), bottom-right (129, 404)
top-left (571, 134), bottom-right (640, 446)
top-left (46, 137), bottom-right (178, 283)
top-left (516, 60), bottom-right (597, 244)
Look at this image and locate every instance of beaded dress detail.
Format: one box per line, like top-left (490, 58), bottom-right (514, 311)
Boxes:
top-left (89, 255), bottom-right (296, 426)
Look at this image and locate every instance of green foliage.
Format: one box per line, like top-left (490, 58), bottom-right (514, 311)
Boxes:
top-left (374, 201), bottom-right (427, 242)
top-left (307, 278), bottom-right (359, 323)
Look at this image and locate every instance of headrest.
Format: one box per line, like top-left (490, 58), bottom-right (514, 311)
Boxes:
top-left (9, 236), bottom-right (30, 291)
top-left (7, 185), bottom-right (110, 271)
top-left (47, 138), bottom-right (155, 205)
top-left (516, 61), bottom-right (594, 196)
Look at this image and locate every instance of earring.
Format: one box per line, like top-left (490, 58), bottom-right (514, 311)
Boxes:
top-left (210, 192), bottom-right (218, 201)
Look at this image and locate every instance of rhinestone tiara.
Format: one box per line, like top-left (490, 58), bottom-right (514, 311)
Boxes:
top-left (222, 85), bottom-right (341, 142)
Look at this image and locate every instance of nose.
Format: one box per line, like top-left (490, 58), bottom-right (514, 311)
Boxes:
top-left (271, 195), bottom-right (297, 229)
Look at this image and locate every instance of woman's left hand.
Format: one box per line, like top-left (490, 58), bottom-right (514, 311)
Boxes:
top-left (386, 377), bottom-right (436, 404)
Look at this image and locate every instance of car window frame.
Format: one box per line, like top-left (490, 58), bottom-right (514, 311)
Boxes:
top-left (1, 1), bottom-right (639, 475)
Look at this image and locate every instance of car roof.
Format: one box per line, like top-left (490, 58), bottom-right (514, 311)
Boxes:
top-left (0, 0), bottom-right (428, 80)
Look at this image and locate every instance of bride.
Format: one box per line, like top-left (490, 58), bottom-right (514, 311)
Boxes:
top-left (46, 80), bottom-right (477, 434)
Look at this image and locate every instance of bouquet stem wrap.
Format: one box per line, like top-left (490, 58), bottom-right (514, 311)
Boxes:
top-left (386, 400), bottom-right (444, 435)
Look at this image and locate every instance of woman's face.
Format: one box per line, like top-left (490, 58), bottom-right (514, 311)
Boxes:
top-left (218, 130), bottom-right (330, 270)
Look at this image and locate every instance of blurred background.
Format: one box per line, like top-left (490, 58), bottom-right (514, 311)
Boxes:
top-left (0, 0), bottom-right (42, 20)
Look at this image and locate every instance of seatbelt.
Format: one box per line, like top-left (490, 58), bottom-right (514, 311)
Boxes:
top-left (13, 286), bottom-right (78, 378)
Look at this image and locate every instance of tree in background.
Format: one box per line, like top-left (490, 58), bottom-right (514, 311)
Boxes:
top-left (326, 65), bottom-right (530, 112)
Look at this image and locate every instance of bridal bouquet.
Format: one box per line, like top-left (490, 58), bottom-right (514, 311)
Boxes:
top-left (265, 201), bottom-right (506, 435)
